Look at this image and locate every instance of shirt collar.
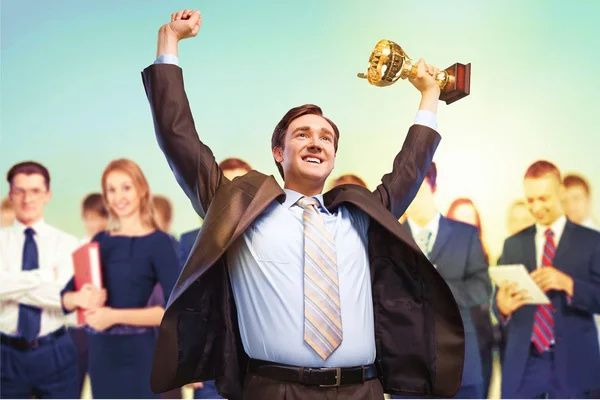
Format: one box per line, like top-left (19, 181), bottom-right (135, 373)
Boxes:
top-left (282, 189), bottom-right (331, 215)
top-left (12, 218), bottom-right (47, 236)
top-left (535, 214), bottom-right (567, 238)
top-left (407, 211), bottom-right (441, 234)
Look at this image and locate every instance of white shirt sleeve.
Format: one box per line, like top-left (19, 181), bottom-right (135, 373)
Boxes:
top-left (413, 110), bottom-right (438, 131)
top-left (154, 54), bottom-right (179, 66)
top-left (14, 235), bottom-right (78, 310)
top-left (0, 269), bottom-right (54, 301)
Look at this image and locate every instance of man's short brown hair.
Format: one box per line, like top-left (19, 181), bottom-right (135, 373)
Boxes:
top-left (425, 162), bottom-right (437, 191)
top-left (524, 160), bottom-right (561, 182)
top-left (330, 174), bottom-right (367, 188)
top-left (153, 195), bottom-right (173, 226)
top-left (7, 161), bottom-right (51, 190)
top-left (218, 158), bottom-right (252, 173)
top-left (82, 193), bottom-right (108, 218)
top-left (563, 173), bottom-right (590, 196)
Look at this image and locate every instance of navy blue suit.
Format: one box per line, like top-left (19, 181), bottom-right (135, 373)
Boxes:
top-left (494, 221), bottom-right (600, 398)
top-left (396, 217), bottom-right (492, 398)
top-left (178, 228), bottom-right (200, 268)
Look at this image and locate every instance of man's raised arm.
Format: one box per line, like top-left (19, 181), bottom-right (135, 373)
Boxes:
top-left (373, 59), bottom-right (443, 219)
top-left (142, 10), bottom-right (225, 219)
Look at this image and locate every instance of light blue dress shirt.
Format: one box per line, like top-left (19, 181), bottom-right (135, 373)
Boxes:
top-left (153, 54), bottom-right (437, 367)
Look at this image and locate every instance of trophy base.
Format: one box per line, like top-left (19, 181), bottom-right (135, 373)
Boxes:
top-left (439, 63), bottom-right (471, 105)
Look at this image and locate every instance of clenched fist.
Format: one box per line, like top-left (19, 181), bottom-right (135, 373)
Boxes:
top-left (162, 9), bottom-right (202, 41)
top-left (408, 58), bottom-right (441, 97)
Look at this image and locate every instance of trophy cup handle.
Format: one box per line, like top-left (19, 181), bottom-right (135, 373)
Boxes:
top-left (357, 73), bottom-right (367, 79)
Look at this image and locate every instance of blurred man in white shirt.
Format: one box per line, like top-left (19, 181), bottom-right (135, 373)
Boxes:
top-left (0, 161), bottom-right (89, 398)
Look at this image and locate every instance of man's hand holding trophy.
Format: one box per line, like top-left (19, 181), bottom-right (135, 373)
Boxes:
top-left (358, 39), bottom-right (471, 105)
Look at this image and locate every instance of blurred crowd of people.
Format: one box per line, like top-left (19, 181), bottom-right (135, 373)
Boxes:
top-left (1, 155), bottom-right (598, 399)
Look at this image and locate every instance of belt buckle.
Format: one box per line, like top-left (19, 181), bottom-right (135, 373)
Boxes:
top-left (318, 367), bottom-right (341, 387)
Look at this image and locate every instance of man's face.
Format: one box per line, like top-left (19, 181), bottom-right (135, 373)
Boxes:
top-left (562, 185), bottom-right (590, 224)
top-left (523, 174), bottom-right (564, 226)
top-left (405, 178), bottom-right (435, 218)
top-left (273, 114), bottom-right (336, 187)
top-left (9, 173), bottom-right (51, 225)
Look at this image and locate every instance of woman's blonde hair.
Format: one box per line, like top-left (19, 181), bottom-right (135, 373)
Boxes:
top-left (101, 158), bottom-right (157, 231)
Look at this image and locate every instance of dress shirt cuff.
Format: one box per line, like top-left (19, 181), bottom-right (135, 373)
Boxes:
top-left (413, 110), bottom-right (437, 131)
top-left (154, 54), bottom-right (179, 66)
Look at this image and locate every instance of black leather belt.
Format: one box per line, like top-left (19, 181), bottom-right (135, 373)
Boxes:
top-left (247, 359), bottom-right (379, 387)
top-left (1, 326), bottom-right (67, 351)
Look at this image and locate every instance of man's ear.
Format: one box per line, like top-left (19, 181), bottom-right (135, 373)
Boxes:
top-left (273, 147), bottom-right (283, 163)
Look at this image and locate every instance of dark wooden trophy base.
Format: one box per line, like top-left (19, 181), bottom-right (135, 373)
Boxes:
top-left (439, 63), bottom-right (471, 105)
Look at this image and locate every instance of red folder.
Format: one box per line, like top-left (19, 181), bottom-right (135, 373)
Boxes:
top-left (71, 242), bottom-right (103, 325)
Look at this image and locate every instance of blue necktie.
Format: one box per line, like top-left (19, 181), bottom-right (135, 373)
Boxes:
top-left (18, 227), bottom-right (41, 341)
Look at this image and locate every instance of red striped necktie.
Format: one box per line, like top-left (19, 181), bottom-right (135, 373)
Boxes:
top-left (531, 228), bottom-right (556, 352)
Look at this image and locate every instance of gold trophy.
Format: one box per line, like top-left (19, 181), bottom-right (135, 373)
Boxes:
top-left (357, 39), bottom-right (471, 105)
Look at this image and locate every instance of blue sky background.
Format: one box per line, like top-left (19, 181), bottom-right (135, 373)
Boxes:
top-left (2, 0), bottom-right (599, 260)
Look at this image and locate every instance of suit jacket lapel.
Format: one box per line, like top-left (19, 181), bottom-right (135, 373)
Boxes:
top-left (429, 216), bottom-right (452, 264)
top-left (522, 226), bottom-right (537, 272)
top-left (553, 220), bottom-right (574, 272)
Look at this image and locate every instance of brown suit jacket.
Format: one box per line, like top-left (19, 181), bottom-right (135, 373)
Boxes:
top-left (142, 63), bottom-right (464, 400)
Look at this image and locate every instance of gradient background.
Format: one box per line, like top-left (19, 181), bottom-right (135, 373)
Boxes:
top-left (2, 0), bottom-right (599, 263)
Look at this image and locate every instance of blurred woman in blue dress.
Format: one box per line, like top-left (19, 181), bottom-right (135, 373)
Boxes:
top-left (62, 158), bottom-right (179, 399)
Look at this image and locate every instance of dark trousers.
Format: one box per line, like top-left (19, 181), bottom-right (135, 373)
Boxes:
top-left (0, 330), bottom-right (79, 399)
top-left (508, 347), bottom-right (588, 399)
top-left (390, 383), bottom-right (482, 399)
top-left (68, 326), bottom-right (88, 395)
top-left (242, 372), bottom-right (384, 400)
top-left (194, 380), bottom-right (223, 399)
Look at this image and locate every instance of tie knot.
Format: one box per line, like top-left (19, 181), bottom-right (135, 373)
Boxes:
top-left (24, 227), bottom-right (35, 237)
top-left (297, 196), bottom-right (320, 210)
top-left (545, 228), bottom-right (554, 238)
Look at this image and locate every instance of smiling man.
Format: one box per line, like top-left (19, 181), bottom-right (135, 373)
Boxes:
top-left (142, 9), bottom-right (465, 400)
top-left (494, 160), bottom-right (600, 398)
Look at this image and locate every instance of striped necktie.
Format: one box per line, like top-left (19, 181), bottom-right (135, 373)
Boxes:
top-left (297, 197), bottom-right (343, 360)
top-left (531, 228), bottom-right (556, 352)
